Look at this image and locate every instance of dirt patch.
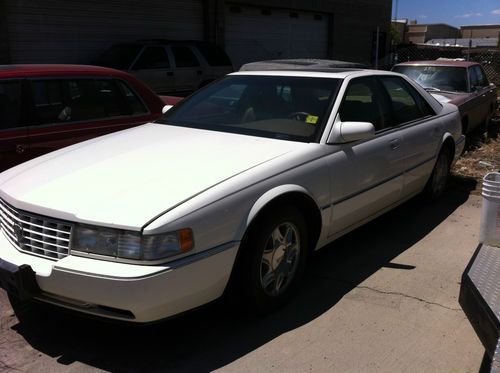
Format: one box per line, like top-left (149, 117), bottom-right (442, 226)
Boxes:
top-left (452, 118), bottom-right (500, 195)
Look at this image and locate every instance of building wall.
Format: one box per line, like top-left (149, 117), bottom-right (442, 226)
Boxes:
top-left (2, 0), bottom-right (391, 66)
top-left (426, 24), bottom-right (460, 41)
top-left (461, 25), bottom-right (500, 39)
top-left (404, 24), bottom-right (459, 44)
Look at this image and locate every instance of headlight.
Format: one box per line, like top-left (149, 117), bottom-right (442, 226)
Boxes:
top-left (72, 225), bottom-right (194, 261)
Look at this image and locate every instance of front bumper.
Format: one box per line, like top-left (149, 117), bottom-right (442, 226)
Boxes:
top-left (460, 244), bottom-right (500, 371)
top-left (0, 232), bottom-right (239, 322)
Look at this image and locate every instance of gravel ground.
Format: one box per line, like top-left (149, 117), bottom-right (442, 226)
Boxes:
top-left (452, 118), bottom-right (500, 194)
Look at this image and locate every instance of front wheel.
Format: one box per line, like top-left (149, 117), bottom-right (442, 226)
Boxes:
top-left (424, 149), bottom-right (451, 200)
top-left (238, 206), bottom-right (308, 314)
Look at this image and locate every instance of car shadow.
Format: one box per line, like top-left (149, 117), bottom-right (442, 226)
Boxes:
top-left (8, 177), bottom-right (477, 372)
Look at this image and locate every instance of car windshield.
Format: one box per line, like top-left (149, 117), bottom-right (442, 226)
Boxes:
top-left (159, 75), bottom-right (341, 142)
top-left (393, 65), bottom-right (468, 93)
top-left (96, 44), bottom-right (143, 70)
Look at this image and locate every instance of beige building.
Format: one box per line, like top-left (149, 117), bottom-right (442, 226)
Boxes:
top-left (461, 24), bottom-right (500, 38)
top-left (404, 23), bottom-right (460, 44)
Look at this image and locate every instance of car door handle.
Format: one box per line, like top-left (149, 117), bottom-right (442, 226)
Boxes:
top-left (389, 139), bottom-right (401, 150)
top-left (167, 72), bottom-right (173, 76)
top-left (16, 144), bottom-right (26, 154)
top-left (197, 70), bottom-right (202, 75)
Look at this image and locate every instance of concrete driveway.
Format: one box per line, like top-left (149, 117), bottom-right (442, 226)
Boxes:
top-left (0, 180), bottom-right (487, 372)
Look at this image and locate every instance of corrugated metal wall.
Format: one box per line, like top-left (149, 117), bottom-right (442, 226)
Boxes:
top-left (6, 0), bottom-right (204, 64)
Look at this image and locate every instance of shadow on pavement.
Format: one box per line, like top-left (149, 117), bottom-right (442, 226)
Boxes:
top-left (8, 178), bottom-right (476, 372)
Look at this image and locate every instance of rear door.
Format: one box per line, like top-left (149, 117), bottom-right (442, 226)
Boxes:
top-left (27, 77), bottom-right (152, 159)
top-left (170, 45), bottom-right (203, 94)
top-left (0, 79), bottom-right (30, 171)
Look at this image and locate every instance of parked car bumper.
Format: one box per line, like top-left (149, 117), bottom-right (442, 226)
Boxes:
top-left (0, 232), bottom-right (239, 322)
top-left (459, 244), bottom-right (500, 364)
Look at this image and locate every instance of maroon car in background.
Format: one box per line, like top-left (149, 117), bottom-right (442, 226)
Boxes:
top-left (392, 60), bottom-right (497, 135)
top-left (0, 64), bottom-right (173, 171)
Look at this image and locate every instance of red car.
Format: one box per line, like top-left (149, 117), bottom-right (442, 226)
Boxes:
top-left (392, 60), bottom-right (497, 135)
top-left (0, 64), bottom-right (177, 171)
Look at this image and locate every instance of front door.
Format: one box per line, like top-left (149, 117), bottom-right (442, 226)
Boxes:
top-left (327, 77), bottom-right (406, 236)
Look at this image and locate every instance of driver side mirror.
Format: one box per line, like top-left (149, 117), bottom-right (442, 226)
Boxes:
top-left (327, 116), bottom-right (375, 144)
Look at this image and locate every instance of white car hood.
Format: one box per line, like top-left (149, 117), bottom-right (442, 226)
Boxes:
top-left (0, 123), bottom-right (296, 229)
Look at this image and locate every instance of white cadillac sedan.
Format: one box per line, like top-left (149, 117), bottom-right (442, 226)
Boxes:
top-left (0, 69), bottom-right (464, 322)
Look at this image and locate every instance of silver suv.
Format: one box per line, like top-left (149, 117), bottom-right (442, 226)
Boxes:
top-left (95, 40), bottom-right (233, 96)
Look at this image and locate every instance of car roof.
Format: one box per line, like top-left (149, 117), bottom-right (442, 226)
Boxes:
top-left (395, 60), bottom-right (479, 68)
top-left (231, 69), bottom-right (397, 79)
top-left (0, 64), bottom-right (135, 78)
top-left (240, 59), bottom-right (368, 71)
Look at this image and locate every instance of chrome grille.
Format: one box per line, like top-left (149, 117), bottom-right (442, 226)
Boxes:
top-left (0, 198), bottom-right (72, 260)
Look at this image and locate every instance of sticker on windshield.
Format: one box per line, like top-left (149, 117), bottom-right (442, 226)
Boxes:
top-left (306, 115), bottom-right (319, 124)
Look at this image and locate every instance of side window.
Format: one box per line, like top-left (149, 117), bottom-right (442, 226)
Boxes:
top-left (133, 47), bottom-right (170, 70)
top-left (32, 80), bottom-right (66, 124)
top-left (473, 66), bottom-right (489, 88)
top-left (339, 77), bottom-right (389, 131)
top-left (64, 80), bottom-right (106, 121)
top-left (0, 81), bottom-right (22, 130)
top-left (379, 77), bottom-right (424, 126)
top-left (171, 46), bottom-right (200, 67)
top-left (468, 67), bottom-right (478, 91)
top-left (116, 80), bottom-right (148, 115)
top-left (95, 79), bottom-right (127, 117)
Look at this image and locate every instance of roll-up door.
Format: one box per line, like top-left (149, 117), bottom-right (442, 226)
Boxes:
top-left (5, 0), bottom-right (204, 64)
top-left (225, 5), bottom-right (329, 69)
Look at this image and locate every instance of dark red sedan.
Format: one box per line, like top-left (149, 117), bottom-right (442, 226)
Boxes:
top-left (0, 64), bottom-right (176, 171)
top-left (392, 60), bottom-right (497, 135)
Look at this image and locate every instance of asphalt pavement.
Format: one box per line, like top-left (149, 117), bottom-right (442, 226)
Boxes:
top-left (0, 181), bottom-right (487, 372)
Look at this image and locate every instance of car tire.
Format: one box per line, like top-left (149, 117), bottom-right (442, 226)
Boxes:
top-left (238, 206), bottom-right (308, 314)
top-left (424, 148), bottom-right (451, 200)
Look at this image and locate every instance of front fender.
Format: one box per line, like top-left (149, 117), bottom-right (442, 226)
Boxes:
top-left (246, 184), bottom-right (319, 227)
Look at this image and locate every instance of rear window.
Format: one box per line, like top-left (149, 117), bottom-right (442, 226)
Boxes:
top-left (196, 44), bottom-right (232, 66)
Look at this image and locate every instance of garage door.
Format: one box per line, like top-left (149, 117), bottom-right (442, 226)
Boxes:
top-left (225, 5), bottom-right (329, 69)
top-left (5, 0), bottom-right (204, 64)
